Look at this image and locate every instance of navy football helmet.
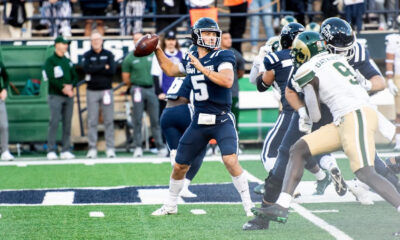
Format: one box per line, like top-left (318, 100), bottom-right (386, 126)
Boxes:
top-left (280, 22), bottom-right (305, 49)
top-left (320, 17), bottom-right (355, 60)
top-left (191, 17), bottom-right (222, 50)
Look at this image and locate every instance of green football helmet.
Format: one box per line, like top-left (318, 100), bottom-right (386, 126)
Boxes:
top-left (291, 31), bottom-right (327, 68)
top-left (280, 16), bottom-right (297, 29)
top-left (265, 36), bottom-right (281, 52)
top-left (305, 22), bottom-right (321, 32)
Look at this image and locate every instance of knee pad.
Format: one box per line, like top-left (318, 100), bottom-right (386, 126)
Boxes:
top-left (170, 149), bottom-right (177, 167)
top-left (263, 174), bottom-right (283, 203)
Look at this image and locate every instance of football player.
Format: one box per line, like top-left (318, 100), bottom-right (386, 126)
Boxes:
top-left (252, 31), bottom-right (400, 222)
top-left (248, 23), bottom-right (340, 199)
top-left (159, 46), bottom-right (204, 198)
top-left (321, 17), bottom-right (400, 202)
top-left (385, 31), bottom-right (400, 149)
top-left (152, 17), bottom-right (254, 216)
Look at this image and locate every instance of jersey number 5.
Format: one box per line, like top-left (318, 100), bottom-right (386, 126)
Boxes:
top-left (191, 75), bottom-right (209, 101)
top-left (333, 62), bottom-right (358, 85)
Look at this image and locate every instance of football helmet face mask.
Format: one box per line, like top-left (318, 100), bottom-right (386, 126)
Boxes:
top-left (291, 31), bottom-right (327, 68)
top-left (280, 22), bottom-right (305, 49)
top-left (320, 17), bottom-right (355, 60)
top-left (191, 17), bottom-right (221, 50)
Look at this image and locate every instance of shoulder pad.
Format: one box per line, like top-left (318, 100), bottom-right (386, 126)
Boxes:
top-left (294, 63), bottom-right (315, 88)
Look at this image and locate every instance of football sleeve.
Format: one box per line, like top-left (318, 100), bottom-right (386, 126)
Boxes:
top-left (355, 47), bottom-right (381, 80)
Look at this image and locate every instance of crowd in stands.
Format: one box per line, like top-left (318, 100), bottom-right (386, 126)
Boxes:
top-left (1, 0), bottom-right (398, 40)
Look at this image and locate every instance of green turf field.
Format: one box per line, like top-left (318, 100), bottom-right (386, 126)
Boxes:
top-left (0, 154), bottom-right (399, 240)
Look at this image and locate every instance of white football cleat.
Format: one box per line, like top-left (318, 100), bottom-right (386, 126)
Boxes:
top-left (151, 204), bottom-right (177, 216)
top-left (47, 152), bottom-right (58, 160)
top-left (133, 147), bottom-right (143, 158)
top-left (179, 187), bottom-right (197, 198)
top-left (243, 202), bottom-right (255, 217)
top-left (60, 151), bottom-right (75, 160)
top-left (1, 151), bottom-right (14, 161)
top-left (86, 149), bottom-right (97, 159)
top-left (348, 179), bottom-right (374, 205)
top-left (158, 148), bottom-right (168, 157)
top-left (106, 149), bottom-right (116, 158)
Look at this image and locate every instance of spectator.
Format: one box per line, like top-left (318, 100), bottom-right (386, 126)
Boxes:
top-left (118, 0), bottom-right (146, 35)
top-left (122, 32), bottom-right (167, 157)
top-left (220, 31), bottom-right (245, 130)
top-left (0, 60), bottom-right (14, 161)
top-left (42, 36), bottom-right (78, 160)
top-left (343, 0), bottom-right (365, 33)
top-left (36, 0), bottom-right (77, 37)
top-left (285, 0), bottom-right (306, 26)
top-left (5, 0), bottom-right (34, 38)
top-left (151, 30), bottom-right (184, 115)
top-left (82, 31), bottom-right (116, 159)
top-left (224, 0), bottom-right (250, 54)
top-left (155, 0), bottom-right (184, 32)
top-left (249, 0), bottom-right (275, 54)
top-left (79, 0), bottom-right (112, 36)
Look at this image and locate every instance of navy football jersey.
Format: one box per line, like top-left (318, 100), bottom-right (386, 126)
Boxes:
top-left (166, 76), bottom-right (191, 100)
top-left (181, 49), bottom-right (236, 114)
top-left (349, 42), bottom-right (381, 79)
top-left (263, 49), bottom-right (295, 111)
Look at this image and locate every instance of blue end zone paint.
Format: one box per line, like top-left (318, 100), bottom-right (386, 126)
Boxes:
top-left (0, 183), bottom-right (263, 205)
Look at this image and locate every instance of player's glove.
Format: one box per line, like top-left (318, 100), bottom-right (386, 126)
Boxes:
top-left (298, 107), bottom-right (312, 134)
top-left (258, 44), bottom-right (273, 60)
top-left (387, 79), bottom-right (399, 96)
top-left (385, 157), bottom-right (400, 174)
top-left (355, 70), bottom-right (372, 91)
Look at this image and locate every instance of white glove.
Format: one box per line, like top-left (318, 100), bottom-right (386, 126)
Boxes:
top-left (258, 44), bottom-right (273, 60)
top-left (387, 79), bottom-right (399, 96)
top-left (355, 70), bottom-right (372, 91)
top-left (298, 107), bottom-right (312, 134)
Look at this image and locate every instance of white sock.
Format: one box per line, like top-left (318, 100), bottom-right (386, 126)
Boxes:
top-left (319, 154), bottom-right (339, 172)
top-left (276, 192), bottom-right (292, 209)
top-left (166, 178), bottom-right (184, 206)
top-left (232, 171), bottom-right (252, 204)
top-left (313, 168), bottom-right (326, 181)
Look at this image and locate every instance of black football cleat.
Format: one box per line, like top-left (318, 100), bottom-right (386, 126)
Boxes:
top-left (242, 216), bottom-right (270, 230)
top-left (330, 168), bottom-right (347, 196)
top-left (251, 204), bottom-right (288, 223)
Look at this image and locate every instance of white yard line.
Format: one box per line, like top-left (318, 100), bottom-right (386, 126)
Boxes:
top-left (247, 172), bottom-right (353, 240)
top-left (291, 203), bottom-right (352, 240)
top-left (0, 152), bottom-right (397, 167)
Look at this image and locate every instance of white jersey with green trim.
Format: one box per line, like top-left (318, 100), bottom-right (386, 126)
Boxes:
top-left (294, 52), bottom-right (370, 122)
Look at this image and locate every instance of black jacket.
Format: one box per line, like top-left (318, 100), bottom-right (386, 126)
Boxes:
top-left (82, 48), bottom-right (116, 90)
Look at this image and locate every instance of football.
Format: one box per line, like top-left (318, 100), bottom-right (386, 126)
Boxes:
top-left (134, 34), bottom-right (159, 57)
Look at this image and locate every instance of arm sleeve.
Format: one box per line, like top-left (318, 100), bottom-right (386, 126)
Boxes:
top-left (235, 50), bottom-right (245, 71)
top-left (43, 59), bottom-right (64, 91)
top-left (70, 63), bottom-right (79, 86)
top-left (105, 52), bottom-right (116, 75)
top-left (303, 83), bottom-right (321, 122)
top-left (355, 48), bottom-right (381, 80)
top-left (121, 56), bottom-right (131, 73)
top-left (153, 75), bottom-right (163, 95)
top-left (0, 62), bottom-right (9, 90)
